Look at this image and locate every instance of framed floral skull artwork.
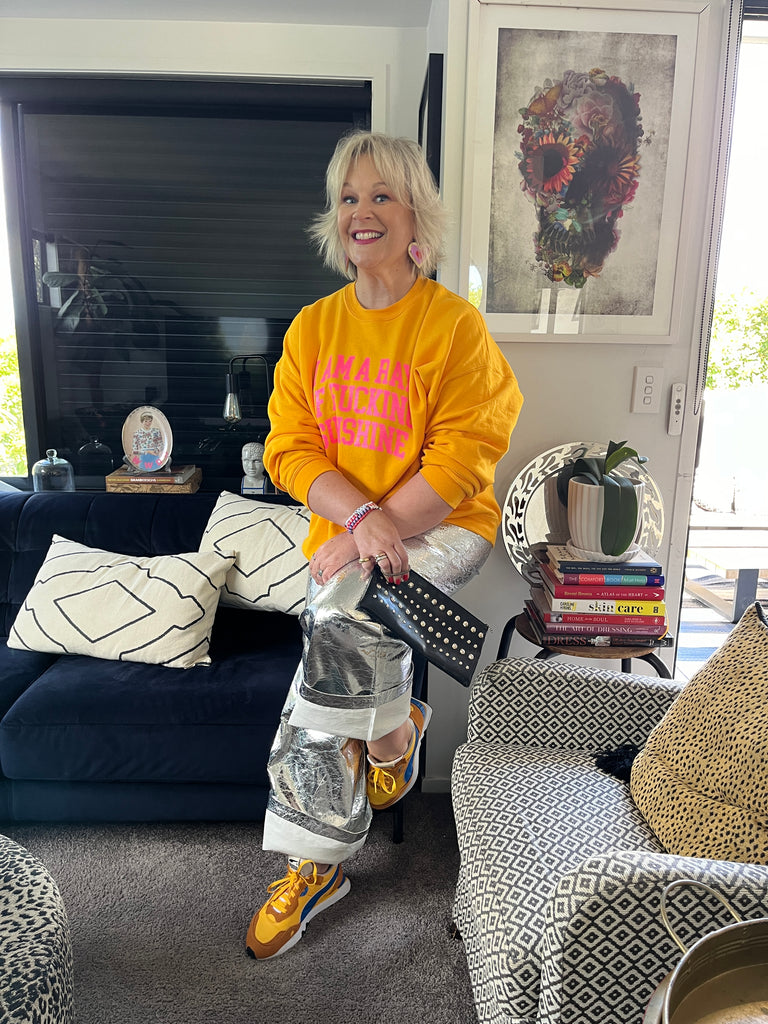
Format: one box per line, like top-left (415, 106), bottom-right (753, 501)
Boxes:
top-left (462, 0), bottom-right (734, 343)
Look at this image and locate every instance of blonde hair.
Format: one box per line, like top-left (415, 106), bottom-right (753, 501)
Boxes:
top-left (309, 130), bottom-right (447, 280)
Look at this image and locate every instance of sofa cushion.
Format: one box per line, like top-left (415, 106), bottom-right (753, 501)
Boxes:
top-left (631, 601), bottom-right (768, 863)
top-left (451, 740), bottom-right (662, 1022)
top-left (0, 641), bottom-right (59, 718)
top-left (199, 491), bottom-right (310, 614)
top-left (0, 608), bottom-right (301, 783)
top-left (7, 536), bottom-right (234, 669)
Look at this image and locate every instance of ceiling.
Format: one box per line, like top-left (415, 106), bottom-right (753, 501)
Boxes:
top-left (0, 0), bottom-right (435, 27)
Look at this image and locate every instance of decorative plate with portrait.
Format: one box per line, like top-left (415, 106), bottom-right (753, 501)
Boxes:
top-left (121, 406), bottom-right (173, 473)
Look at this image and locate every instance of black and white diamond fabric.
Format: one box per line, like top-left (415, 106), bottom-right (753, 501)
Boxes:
top-left (200, 492), bottom-right (310, 615)
top-left (538, 850), bottom-right (768, 1024)
top-left (7, 536), bottom-right (234, 668)
top-left (450, 657), bottom-right (768, 1024)
top-left (468, 657), bottom-right (682, 749)
top-left (452, 741), bottom-right (664, 1022)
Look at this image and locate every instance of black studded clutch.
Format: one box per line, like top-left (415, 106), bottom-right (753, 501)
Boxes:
top-left (360, 567), bottom-right (489, 687)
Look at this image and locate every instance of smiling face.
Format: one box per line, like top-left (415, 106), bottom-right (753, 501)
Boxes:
top-left (337, 154), bottom-right (416, 285)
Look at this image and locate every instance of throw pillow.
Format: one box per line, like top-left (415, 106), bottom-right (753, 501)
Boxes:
top-left (7, 536), bottom-right (234, 669)
top-left (199, 492), bottom-right (310, 615)
top-left (630, 601), bottom-right (768, 863)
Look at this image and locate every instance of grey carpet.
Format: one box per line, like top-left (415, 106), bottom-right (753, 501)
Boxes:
top-left (3, 792), bottom-right (478, 1024)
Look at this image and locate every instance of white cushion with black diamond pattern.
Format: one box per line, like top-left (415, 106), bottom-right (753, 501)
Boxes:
top-left (199, 492), bottom-right (310, 615)
top-left (7, 535), bottom-right (234, 668)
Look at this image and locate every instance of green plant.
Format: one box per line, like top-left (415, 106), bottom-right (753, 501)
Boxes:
top-left (706, 290), bottom-right (768, 390)
top-left (0, 332), bottom-right (28, 476)
top-left (556, 440), bottom-right (648, 556)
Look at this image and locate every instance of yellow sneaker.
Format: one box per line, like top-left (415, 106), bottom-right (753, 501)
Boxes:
top-left (245, 860), bottom-right (350, 960)
top-left (367, 697), bottom-right (432, 811)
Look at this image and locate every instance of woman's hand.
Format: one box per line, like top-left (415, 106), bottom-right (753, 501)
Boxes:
top-left (309, 510), bottom-right (410, 586)
top-left (352, 511), bottom-right (410, 584)
top-left (309, 532), bottom-right (359, 586)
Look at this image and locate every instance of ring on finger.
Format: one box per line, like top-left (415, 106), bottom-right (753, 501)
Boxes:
top-left (359, 555), bottom-right (373, 564)
top-left (374, 553), bottom-right (388, 563)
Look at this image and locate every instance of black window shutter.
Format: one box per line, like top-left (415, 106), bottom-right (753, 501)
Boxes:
top-left (1, 76), bottom-right (371, 489)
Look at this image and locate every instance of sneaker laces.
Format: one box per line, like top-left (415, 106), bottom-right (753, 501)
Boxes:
top-left (266, 862), bottom-right (318, 913)
top-left (367, 722), bottom-right (415, 795)
top-left (368, 765), bottom-right (397, 795)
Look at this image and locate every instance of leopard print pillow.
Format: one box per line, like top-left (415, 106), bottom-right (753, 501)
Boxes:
top-left (630, 601), bottom-right (768, 863)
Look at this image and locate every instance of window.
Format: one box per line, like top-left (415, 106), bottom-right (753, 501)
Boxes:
top-left (0, 153), bottom-right (26, 475)
top-left (1, 76), bottom-right (370, 489)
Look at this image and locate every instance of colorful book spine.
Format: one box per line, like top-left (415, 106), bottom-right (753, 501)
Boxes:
top-left (531, 588), bottom-right (664, 626)
top-left (526, 623), bottom-right (674, 649)
top-left (538, 609), bottom-right (666, 627)
top-left (539, 619), bottom-right (667, 635)
top-left (557, 570), bottom-right (665, 587)
top-left (524, 603), bottom-right (670, 643)
top-left (543, 595), bottom-right (666, 616)
top-left (545, 543), bottom-right (663, 576)
top-left (538, 562), bottom-right (665, 600)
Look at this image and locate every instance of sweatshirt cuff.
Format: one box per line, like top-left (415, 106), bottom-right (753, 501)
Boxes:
top-left (420, 465), bottom-right (471, 509)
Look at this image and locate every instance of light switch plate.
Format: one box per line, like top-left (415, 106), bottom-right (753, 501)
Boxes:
top-left (631, 366), bottom-right (663, 414)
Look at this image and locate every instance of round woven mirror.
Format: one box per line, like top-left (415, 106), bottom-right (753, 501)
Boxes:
top-left (501, 441), bottom-right (664, 583)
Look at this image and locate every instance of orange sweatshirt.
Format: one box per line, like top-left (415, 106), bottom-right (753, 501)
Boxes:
top-left (264, 276), bottom-right (523, 557)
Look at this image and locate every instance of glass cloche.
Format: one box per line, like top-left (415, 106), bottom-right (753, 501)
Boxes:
top-left (32, 449), bottom-right (76, 492)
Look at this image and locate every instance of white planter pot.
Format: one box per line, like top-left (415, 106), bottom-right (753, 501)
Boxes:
top-left (543, 474), bottom-right (570, 544)
top-left (567, 479), bottom-right (645, 558)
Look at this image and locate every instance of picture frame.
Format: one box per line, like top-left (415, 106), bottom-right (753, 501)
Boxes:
top-left (462, 0), bottom-right (711, 343)
top-left (121, 406), bottom-right (173, 473)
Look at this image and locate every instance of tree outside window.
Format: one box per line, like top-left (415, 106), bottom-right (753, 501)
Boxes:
top-left (0, 140), bottom-right (26, 477)
top-left (0, 332), bottom-right (26, 476)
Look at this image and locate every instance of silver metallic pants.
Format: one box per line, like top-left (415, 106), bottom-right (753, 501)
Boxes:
top-left (262, 523), bottom-right (491, 864)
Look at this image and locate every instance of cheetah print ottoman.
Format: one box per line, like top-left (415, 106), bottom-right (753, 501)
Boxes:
top-left (631, 601), bottom-right (768, 863)
top-left (0, 835), bottom-right (74, 1023)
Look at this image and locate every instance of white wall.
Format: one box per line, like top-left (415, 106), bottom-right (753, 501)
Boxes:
top-left (0, 1), bottom-right (740, 790)
top-left (0, 18), bottom-right (427, 137)
top-left (419, 0), bottom-right (739, 790)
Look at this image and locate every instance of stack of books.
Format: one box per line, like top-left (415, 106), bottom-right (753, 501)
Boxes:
top-left (105, 465), bottom-right (202, 494)
top-left (524, 543), bottom-right (674, 650)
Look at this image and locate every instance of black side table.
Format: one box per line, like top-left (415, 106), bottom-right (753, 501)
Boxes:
top-left (497, 612), bottom-right (672, 679)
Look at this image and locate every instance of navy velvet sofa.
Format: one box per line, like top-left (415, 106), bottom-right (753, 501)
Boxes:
top-left (0, 489), bottom-right (307, 823)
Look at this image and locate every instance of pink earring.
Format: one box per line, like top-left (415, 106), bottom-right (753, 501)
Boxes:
top-left (408, 242), bottom-right (425, 269)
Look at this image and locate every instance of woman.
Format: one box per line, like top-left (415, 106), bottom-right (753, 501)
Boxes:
top-left (246, 130), bottom-right (523, 959)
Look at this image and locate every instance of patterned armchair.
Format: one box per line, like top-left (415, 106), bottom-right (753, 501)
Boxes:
top-left (451, 657), bottom-right (768, 1024)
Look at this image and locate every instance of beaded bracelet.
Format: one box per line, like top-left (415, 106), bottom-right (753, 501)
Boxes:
top-left (345, 501), bottom-right (381, 533)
